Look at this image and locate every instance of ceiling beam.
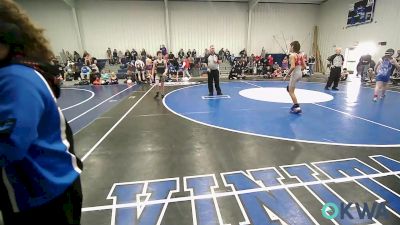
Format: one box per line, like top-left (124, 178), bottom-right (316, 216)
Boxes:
top-left (63, 0), bottom-right (75, 8)
top-left (249, 0), bottom-right (260, 10)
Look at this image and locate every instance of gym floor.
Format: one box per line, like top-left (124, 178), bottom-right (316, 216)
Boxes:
top-left (65, 75), bottom-right (400, 225)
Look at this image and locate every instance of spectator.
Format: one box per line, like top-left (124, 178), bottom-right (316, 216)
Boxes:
top-left (249, 54), bottom-right (254, 66)
top-left (178, 49), bottom-right (185, 59)
top-left (118, 50), bottom-right (124, 64)
top-left (141, 48), bottom-right (147, 61)
top-left (366, 68), bottom-right (375, 83)
top-left (145, 55), bottom-right (153, 83)
top-left (308, 55), bottom-right (316, 75)
top-left (225, 49), bottom-right (231, 63)
top-left (273, 62), bottom-right (279, 70)
top-left (282, 56), bottom-right (289, 70)
top-left (192, 49), bottom-right (197, 58)
top-left (125, 49), bottom-right (132, 62)
top-left (182, 56), bottom-right (191, 80)
top-left (340, 68), bottom-right (349, 81)
top-left (100, 70), bottom-right (110, 85)
top-left (65, 50), bottom-right (73, 62)
top-left (83, 52), bottom-right (91, 66)
top-left (240, 48), bottom-right (247, 58)
top-left (357, 54), bottom-right (372, 82)
top-left (260, 55), bottom-right (268, 68)
top-left (0, 20), bottom-right (87, 220)
top-left (112, 49), bottom-right (118, 65)
top-left (135, 58), bottom-right (145, 83)
top-left (187, 49), bottom-right (192, 58)
top-left (204, 48), bottom-right (209, 57)
top-left (92, 76), bottom-right (102, 85)
top-left (160, 45), bottom-right (167, 56)
top-left (267, 54), bottom-right (274, 66)
top-left (125, 69), bottom-right (135, 84)
top-left (219, 48), bottom-right (225, 61)
top-left (274, 67), bottom-right (283, 78)
top-left (261, 47), bottom-right (266, 58)
top-left (110, 72), bottom-right (118, 84)
top-left (73, 51), bottom-right (80, 62)
top-left (264, 65), bottom-right (274, 78)
top-left (107, 47), bottom-right (112, 64)
top-left (168, 52), bottom-right (175, 60)
top-left (131, 48), bottom-right (138, 61)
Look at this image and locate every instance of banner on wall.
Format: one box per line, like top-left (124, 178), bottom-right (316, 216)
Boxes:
top-left (346, 0), bottom-right (376, 27)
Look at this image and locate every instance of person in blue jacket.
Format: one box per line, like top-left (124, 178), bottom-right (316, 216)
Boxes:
top-left (0, 1), bottom-right (83, 224)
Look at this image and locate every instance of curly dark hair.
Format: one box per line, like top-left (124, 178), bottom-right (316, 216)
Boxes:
top-left (0, 0), bottom-right (54, 62)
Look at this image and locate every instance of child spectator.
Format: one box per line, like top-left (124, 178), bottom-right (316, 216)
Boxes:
top-left (367, 68), bottom-right (375, 83)
top-left (274, 67), bottom-right (283, 78)
top-left (192, 49), bottom-right (197, 58)
top-left (100, 70), bottom-right (110, 85)
top-left (273, 62), bottom-right (279, 70)
top-left (92, 77), bottom-right (101, 85)
top-left (340, 68), bottom-right (349, 81)
top-left (125, 70), bottom-right (135, 84)
top-left (110, 72), bottom-right (118, 84)
top-left (80, 65), bottom-right (91, 81)
top-left (264, 65), bottom-right (274, 78)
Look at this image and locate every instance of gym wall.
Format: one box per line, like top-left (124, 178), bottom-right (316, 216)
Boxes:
top-left (318, 0), bottom-right (400, 63)
top-left (169, 1), bottom-right (247, 56)
top-left (250, 3), bottom-right (318, 56)
top-left (16, 0), bottom-right (321, 59)
top-left (15, 0), bottom-right (80, 54)
top-left (76, 0), bottom-right (166, 58)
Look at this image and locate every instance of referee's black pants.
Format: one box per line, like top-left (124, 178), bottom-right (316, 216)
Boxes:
top-left (208, 69), bottom-right (222, 95)
top-left (0, 178), bottom-right (83, 225)
top-left (326, 67), bottom-right (342, 89)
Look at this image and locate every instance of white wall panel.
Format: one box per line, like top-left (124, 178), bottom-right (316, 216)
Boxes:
top-left (169, 1), bottom-right (248, 56)
top-left (76, 0), bottom-right (166, 58)
top-left (318, 0), bottom-right (400, 65)
top-left (15, 0), bottom-right (79, 55)
top-left (250, 3), bottom-right (318, 56)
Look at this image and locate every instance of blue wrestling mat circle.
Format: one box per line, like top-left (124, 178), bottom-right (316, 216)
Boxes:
top-left (163, 81), bottom-right (400, 147)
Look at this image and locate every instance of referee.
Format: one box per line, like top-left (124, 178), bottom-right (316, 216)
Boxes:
top-left (205, 45), bottom-right (223, 96)
top-left (325, 48), bottom-right (344, 91)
